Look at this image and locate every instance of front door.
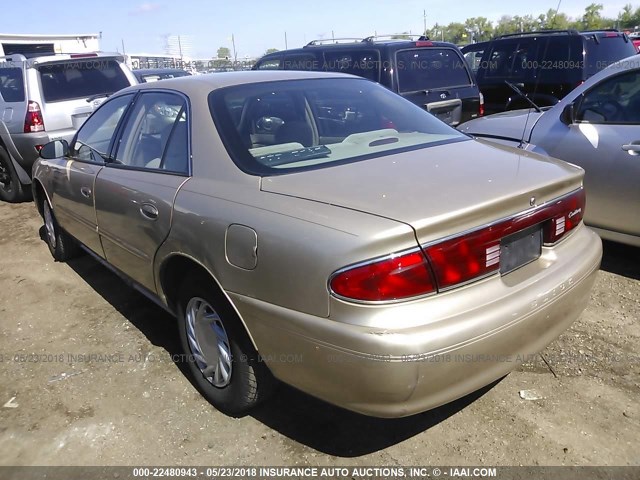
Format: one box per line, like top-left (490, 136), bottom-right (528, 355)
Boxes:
top-left (541, 69), bottom-right (640, 238)
top-left (51, 93), bottom-right (134, 256)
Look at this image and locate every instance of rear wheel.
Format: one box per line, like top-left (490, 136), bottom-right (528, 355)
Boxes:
top-left (0, 147), bottom-right (28, 203)
top-left (42, 197), bottom-right (80, 261)
top-left (177, 274), bottom-right (275, 415)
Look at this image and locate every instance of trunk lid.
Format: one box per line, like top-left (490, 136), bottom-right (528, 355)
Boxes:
top-left (261, 139), bottom-right (584, 244)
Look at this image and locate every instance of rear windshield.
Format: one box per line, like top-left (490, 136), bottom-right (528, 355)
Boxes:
top-left (396, 48), bottom-right (471, 93)
top-left (0, 67), bottom-right (25, 102)
top-left (209, 78), bottom-right (466, 176)
top-left (37, 60), bottom-right (130, 103)
top-left (584, 36), bottom-right (637, 75)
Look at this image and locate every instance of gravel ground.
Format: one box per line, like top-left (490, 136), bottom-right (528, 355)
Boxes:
top-left (0, 200), bottom-right (638, 467)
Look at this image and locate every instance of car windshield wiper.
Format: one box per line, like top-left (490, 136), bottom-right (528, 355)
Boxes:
top-left (86, 92), bottom-right (112, 103)
top-left (255, 145), bottom-right (331, 167)
top-left (504, 81), bottom-right (542, 113)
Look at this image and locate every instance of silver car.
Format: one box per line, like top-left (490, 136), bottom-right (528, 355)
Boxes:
top-left (32, 71), bottom-right (602, 418)
top-left (459, 54), bottom-right (640, 247)
top-left (0, 52), bottom-right (137, 202)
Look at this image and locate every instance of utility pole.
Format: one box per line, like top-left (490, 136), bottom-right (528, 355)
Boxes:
top-left (121, 38), bottom-right (126, 55)
top-left (284, 31), bottom-right (288, 49)
top-left (423, 9), bottom-right (427, 36)
top-left (231, 34), bottom-right (237, 63)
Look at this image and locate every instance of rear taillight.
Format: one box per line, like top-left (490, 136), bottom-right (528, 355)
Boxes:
top-left (416, 40), bottom-right (433, 47)
top-left (330, 250), bottom-right (436, 302)
top-left (543, 188), bottom-right (585, 244)
top-left (24, 101), bottom-right (45, 133)
top-left (330, 189), bottom-right (585, 302)
top-left (426, 188), bottom-right (585, 290)
top-left (479, 92), bottom-right (485, 116)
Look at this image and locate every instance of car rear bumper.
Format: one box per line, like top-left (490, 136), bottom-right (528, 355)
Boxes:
top-left (231, 225), bottom-right (602, 417)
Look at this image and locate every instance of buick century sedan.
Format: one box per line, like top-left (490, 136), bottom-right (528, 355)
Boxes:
top-left (32, 71), bottom-right (602, 417)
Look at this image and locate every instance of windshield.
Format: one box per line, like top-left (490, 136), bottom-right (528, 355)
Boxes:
top-left (37, 59), bottom-right (130, 103)
top-left (209, 78), bottom-right (467, 175)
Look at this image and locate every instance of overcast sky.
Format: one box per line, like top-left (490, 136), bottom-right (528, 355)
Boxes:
top-left (3, 0), bottom-right (632, 58)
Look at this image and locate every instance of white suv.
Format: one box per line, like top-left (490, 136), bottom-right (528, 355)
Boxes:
top-left (0, 52), bottom-right (137, 201)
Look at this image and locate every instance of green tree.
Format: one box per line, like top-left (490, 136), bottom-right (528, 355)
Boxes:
top-left (445, 22), bottom-right (468, 44)
top-left (216, 46), bottom-right (231, 59)
top-left (264, 48), bottom-right (279, 55)
top-left (464, 17), bottom-right (494, 42)
top-left (582, 3), bottom-right (605, 29)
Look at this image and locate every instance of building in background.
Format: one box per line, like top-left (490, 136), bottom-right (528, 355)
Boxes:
top-left (0, 33), bottom-right (100, 56)
top-left (164, 35), bottom-right (194, 62)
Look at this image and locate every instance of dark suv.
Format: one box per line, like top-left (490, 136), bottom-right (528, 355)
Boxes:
top-left (462, 29), bottom-right (637, 114)
top-left (254, 36), bottom-right (483, 126)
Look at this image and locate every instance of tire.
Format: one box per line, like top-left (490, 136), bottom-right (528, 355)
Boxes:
top-left (177, 274), bottom-right (275, 415)
top-left (0, 146), bottom-right (28, 203)
top-left (42, 197), bottom-right (81, 262)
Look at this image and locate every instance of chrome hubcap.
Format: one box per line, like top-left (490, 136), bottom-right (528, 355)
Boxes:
top-left (43, 202), bottom-right (56, 249)
top-left (185, 297), bottom-right (232, 388)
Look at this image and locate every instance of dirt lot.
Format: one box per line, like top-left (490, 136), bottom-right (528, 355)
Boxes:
top-left (0, 200), bottom-right (638, 467)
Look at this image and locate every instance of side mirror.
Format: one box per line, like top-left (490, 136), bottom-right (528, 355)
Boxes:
top-left (39, 140), bottom-right (69, 159)
top-left (560, 103), bottom-right (576, 125)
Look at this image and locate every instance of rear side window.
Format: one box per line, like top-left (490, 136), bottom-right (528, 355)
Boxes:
top-left (0, 67), bottom-right (25, 102)
top-left (396, 48), bottom-right (471, 92)
top-left (37, 60), bottom-right (130, 103)
top-left (483, 40), bottom-right (535, 79)
top-left (283, 53), bottom-right (321, 71)
top-left (255, 56), bottom-right (281, 70)
top-left (322, 50), bottom-right (380, 82)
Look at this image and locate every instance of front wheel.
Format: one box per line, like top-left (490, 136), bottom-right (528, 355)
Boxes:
top-left (177, 275), bottom-right (275, 415)
top-left (42, 198), bottom-right (80, 261)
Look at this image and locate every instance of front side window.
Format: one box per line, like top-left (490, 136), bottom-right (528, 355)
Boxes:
top-left (209, 78), bottom-right (466, 175)
top-left (37, 59), bottom-right (131, 103)
top-left (72, 93), bottom-right (134, 163)
top-left (577, 70), bottom-right (640, 124)
top-left (396, 48), bottom-right (471, 92)
top-left (113, 92), bottom-right (189, 174)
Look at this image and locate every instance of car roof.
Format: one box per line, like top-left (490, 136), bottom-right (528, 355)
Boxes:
top-left (134, 68), bottom-right (189, 75)
top-left (0, 52), bottom-right (125, 65)
top-left (117, 70), bottom-right (355, 97)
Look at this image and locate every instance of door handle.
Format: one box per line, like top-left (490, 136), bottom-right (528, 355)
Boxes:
top-left (139, 203), bottom-right (159, 220)
top-left (622, 143), bottom-right (640, 155)
top-left (80, 186), bottom-right (92, 198)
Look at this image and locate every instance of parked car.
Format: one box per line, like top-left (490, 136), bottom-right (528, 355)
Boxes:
top-left (133, 68), bottom-right (191, 83)
top-left (462, 29), bottom-right (637, 115)
top-left (0, 52), bottom-right (137, 202)
top-left (253, 36), bottom-right (484, 126)
top-left (33, 71), bottom-right (601, 418)
top-left (459, 54), bottom-right (640, 247)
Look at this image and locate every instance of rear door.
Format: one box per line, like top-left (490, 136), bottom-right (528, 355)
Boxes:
top-left (395, 47), bottom-right (478, 126)
top-left (51, 93), bottom-right (134, 256)
top-left (94, 91), bottom-right (190, 291)
top-left (36, 57), bottom-right (134, 143)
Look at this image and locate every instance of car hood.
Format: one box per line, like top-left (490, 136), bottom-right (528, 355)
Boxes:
top-left (458, 109), bottom-right (545, 142)
top-left (261, 139), bottom-right (584, 244)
